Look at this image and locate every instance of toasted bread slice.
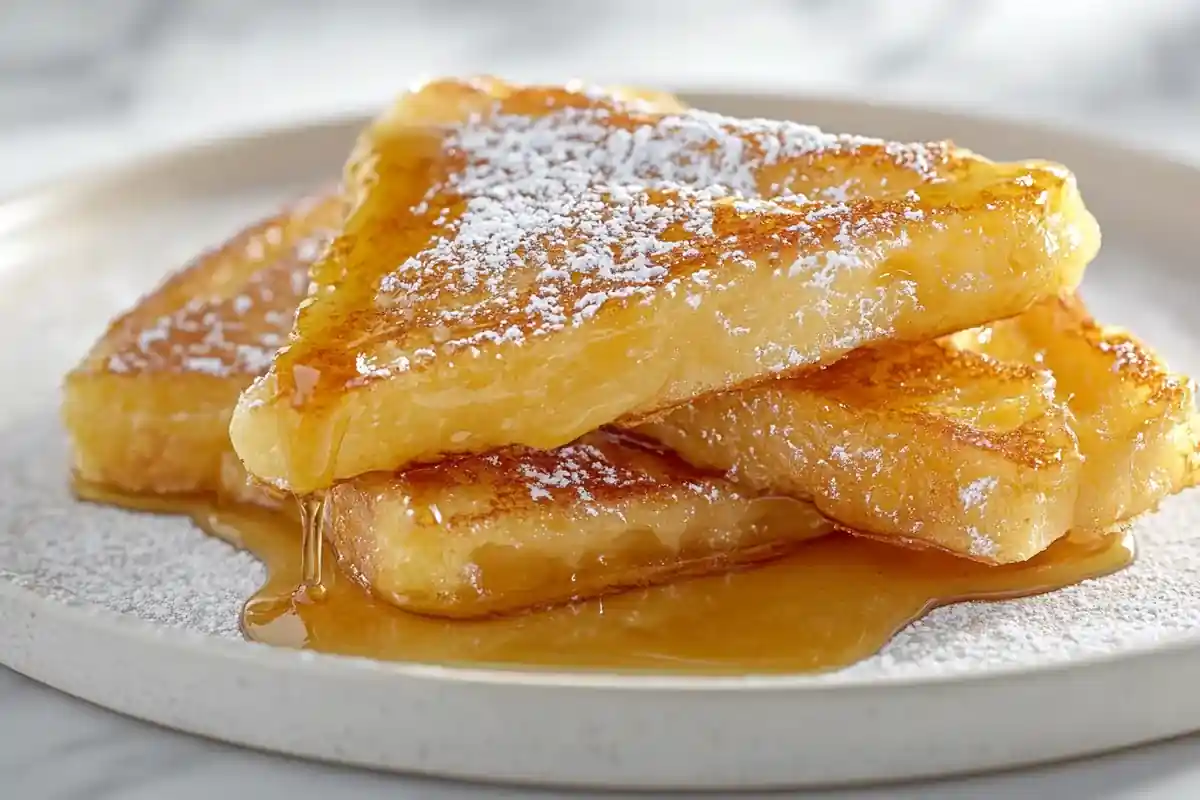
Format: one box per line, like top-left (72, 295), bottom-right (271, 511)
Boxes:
top-left (62, 194), bottom-right (341, 495)
top-left (229, 77), bottom-right (1100, 492)
top-left (638, 297), bottom-right (1200, 563)
top-left (952, 295), bottom-right (1200, 528)
top-left (637, 340), bottom-right (1083, 564)
top-left (322, 431), bottom-right (833, 617)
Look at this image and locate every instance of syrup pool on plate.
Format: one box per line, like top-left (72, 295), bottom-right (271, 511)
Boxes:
top-left (76, 480), bottom-right (1134, 675)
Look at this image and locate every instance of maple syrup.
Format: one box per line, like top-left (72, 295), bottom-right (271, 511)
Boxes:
top-left (296, 493), bottom-right (327, 602)
top-left (75, 480), bottom-right (1133, 675)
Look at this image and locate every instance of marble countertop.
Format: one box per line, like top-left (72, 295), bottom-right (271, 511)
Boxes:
top-left (4, 0), bottom-right (1200, 196)
top-left (3, 1), bottom-right (1200, 797)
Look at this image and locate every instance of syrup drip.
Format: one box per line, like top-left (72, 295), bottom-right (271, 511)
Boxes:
top-left (76, 481), bottom-right (1135, 675)
top-left (295, 493), bottom-right (327, 602)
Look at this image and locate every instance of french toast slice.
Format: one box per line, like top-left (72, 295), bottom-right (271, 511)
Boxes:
top-left (952, 295), bottom-right (1200, 529)
top-left (229, 77), bottom-right (1101, 492)
top-left (638, 296), bottom-right (1200, 563)
top-left (62, 193), bottom-right (341, 495)
top-left (637, 339), bottom-right (1083, 564)
top-left (322, 431), bottom-right (834, 617)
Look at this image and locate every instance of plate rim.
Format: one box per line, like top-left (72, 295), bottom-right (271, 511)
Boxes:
top-left (4, 560), bottom-right (1200, 693)
top-left (6, 86), bottom-right (1200, 213)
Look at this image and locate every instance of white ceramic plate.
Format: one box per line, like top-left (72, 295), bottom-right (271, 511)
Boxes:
top-left (1, 93), bottom-right (1199, 791)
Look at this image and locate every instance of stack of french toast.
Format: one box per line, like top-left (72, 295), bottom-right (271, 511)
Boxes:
top-left (63, 78), bottom-right (1200, 620)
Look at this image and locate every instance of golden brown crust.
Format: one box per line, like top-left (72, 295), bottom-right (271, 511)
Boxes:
top-left (953, 293), bottom-right (1200, 528)
top-left (345, 430), bottom-right (725, 525)
top-left (1055, 294), bottom-right (1190, 407)
top-left (809, 342), bottom-right (1070, 470)
top-left (635, 339), bottom-right (1068, 469)
top-left (78, 192), bottom-right (341, 378)
top-left (62, 192), bottom-right (340, 494)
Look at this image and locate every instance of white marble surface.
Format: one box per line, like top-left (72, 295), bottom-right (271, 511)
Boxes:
top-left (3, 0), bottom-right (1200, 797)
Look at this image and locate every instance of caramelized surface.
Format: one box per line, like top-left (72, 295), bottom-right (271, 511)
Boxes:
top-left (953, 295), bottom-right (1200, 528)
top-left (75, 480), bottom-right (1133, 674)
top-left (229, 77), bottom-right (1100, 491)
top-left (62, 194), bottom-right (340, 494)
top-left (638, 339), bottom-right (1082, 563)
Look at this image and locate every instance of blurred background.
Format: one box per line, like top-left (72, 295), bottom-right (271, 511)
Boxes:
top-left (1, 0), bottom-right (1198, 194)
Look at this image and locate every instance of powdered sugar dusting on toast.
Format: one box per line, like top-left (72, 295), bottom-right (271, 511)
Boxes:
top-left (105, 236), bottom-right (327, 378)
top-left (513, 436), bottom-right (722, 506)
top-left (369, 88), bottom-right (947, 375)
top-left (517, 442), bottom-right (655, 502)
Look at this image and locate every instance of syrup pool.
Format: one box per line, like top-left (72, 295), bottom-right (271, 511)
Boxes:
top-left (76, 481), bottom-right (1134, 675)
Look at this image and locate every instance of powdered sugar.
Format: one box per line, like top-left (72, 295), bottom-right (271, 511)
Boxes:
top-left (519, 442), bottom-right (637, 502)
top-left (369, 87), bottom-right (946, 370)
top-left (512, 437), bottom-right (722, 507)
top-left (104, 231), bottom-right (329, 379)
top-left (960, 476), bottom-right (999, 511)
top-left (0, 417), bottom-right (264, 637)
top-left (967, 527), bottom-right (998, 559)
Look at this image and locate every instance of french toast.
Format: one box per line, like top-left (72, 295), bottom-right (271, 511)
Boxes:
top-left (61, 197), bottom-right (1103, 596)
top-left (62, 193), bottom-right (341, 495)
top-left (637, 340), bottom-right (1083, 564)
top-left (61, 196), bottom-right (1100, 613)
top-left (638, 296), bottom-right (1200, 563)
top-left (952, 295), bottom-right (1200, 528)
top-left (322, 431), bottom-right (834, 617)
top-left (228, 77), bottom-right (1101, 492)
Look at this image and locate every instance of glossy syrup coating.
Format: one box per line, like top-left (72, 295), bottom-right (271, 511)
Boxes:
top-left (638, 338), bottom-right (1082, 564)
top-left (229, 77), bottom-right (1102, 492)
top-left (62, 193), bottom-right (341, 494)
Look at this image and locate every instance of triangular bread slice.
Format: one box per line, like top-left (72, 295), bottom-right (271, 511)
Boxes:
top-left (229, 77), bottom-right (1100, 492)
